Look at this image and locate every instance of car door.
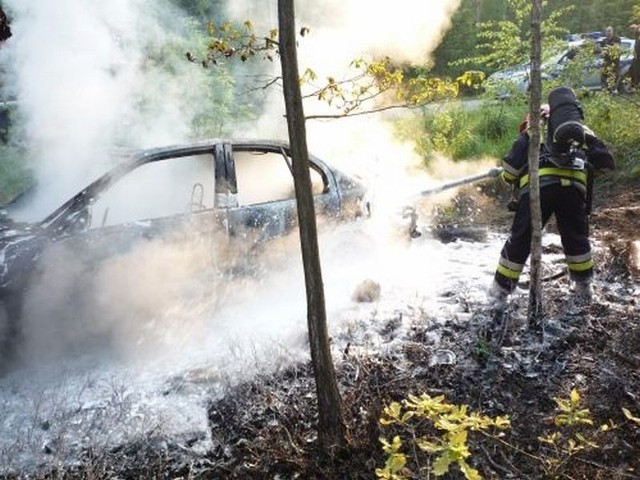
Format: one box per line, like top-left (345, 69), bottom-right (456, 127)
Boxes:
top-left (223, 142), bottom-right (339, 245)
top-left (18, 146), bottom-right (229, 342)
top-left (47, 145), bottom-right (224, 271)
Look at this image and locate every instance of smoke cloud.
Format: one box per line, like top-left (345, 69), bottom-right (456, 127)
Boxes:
top-left (227, 0), bottom-right (460, 65)
top-left (1, 0), bottom-right (217, 219)
top-left (226, 0), bottom-right (461, 131)
top-left (225, 0), bottom-right (463, 231)
top-left (0, 0), bottom-right (463, 367)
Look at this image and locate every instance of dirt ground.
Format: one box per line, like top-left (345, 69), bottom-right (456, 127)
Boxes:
top-left (8, 181), bottom-right (640, 480)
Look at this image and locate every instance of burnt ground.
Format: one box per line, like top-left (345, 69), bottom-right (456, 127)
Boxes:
top-left (192, 181), bottom-right (640, 480)
top-left (4, 181), bottom-right (640, 480)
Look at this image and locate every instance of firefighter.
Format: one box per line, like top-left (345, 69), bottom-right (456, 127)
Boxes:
top-left (488, 88), bottom-right (615, 308)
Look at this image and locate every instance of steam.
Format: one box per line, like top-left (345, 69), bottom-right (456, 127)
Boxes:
top-left (227, 0), bottom-right (460, 66)
top-left (0, 0), bottom-right (467, 367)
top-left (225, 0), bottom-right (463, 234)
top-left (227, 0), bottom-right (461, 127)
top-left (1, 0), bottom-right (214, 219)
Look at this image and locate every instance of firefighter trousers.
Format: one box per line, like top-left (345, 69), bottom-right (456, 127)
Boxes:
top-left (494, 183), bottom-right (593, 292)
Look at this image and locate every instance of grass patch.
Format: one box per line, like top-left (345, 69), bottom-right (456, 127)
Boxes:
top-left (394, 98), bottom-right (527, 166)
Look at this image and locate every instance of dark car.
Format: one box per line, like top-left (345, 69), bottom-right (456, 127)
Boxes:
top-left (0, 139), bottom-right (368, 353)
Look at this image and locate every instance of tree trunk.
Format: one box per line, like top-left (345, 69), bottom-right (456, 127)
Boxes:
top-left (277, 0), bottom-right (347, 456)
top-left (527, 0), bottom-right (544, 329)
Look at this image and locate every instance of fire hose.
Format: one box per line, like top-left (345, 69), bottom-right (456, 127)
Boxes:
top-left (411, 166), bottom-right (503, 199)
top-left (402, 166), bottom-right (503, 238)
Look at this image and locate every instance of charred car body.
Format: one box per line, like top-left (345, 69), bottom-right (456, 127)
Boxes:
top-left (0, 140), bottom-right (368, 355)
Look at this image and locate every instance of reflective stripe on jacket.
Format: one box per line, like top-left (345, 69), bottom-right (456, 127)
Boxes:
top-left (500, 130), bottom-right (614, 192)
top-left (518, 166), bottom-right (588, 194)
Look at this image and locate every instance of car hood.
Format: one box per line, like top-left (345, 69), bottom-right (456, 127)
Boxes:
top-left (0, 213), bottom-right (40, 238)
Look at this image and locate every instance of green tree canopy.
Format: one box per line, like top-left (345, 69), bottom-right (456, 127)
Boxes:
top-left (435, 0), bottom-right (639, 78)
top-left (453, 0), bottom-right (571, 72)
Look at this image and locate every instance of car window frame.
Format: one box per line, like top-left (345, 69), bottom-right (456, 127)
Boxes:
top-left (225, 142), bottom-right (331, 208)
top-left (40, 144), bottom-right (219, 235)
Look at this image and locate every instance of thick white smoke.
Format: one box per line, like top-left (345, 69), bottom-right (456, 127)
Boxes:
top-left (226, 0), bottom-right (460, 132)
top-left (225, 0), bottom-right (462, 226)
top-left (1, 0), bottom-right (213, 219)
top-left (0, 0), bottom-right (465, 363)
top-left (226, 0), bottom-right (460, 65)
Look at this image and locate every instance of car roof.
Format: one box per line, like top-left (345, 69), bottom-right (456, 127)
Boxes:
top-left (39, 139), bottom-right (312, 224)
top-left (123, 139), bottom-right (292, 160)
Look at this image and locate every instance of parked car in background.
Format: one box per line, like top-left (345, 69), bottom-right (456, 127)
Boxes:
top-left (545, 36), bottom-right (636, 92)
top-left (0, 139), bottom-right (369, 350)
top-left (487, 35), bottom-right (636, 94)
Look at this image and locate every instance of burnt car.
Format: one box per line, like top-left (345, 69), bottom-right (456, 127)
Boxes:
top-left (0, 139), bottom-right (368, 353)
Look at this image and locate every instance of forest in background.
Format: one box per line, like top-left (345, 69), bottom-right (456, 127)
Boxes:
top-left (167, 0), bottom-right (640, 79)
top-left (434, 0), bottom-right (639, 77)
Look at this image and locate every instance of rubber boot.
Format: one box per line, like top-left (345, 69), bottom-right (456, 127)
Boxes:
top-left (572, 280), bottom-right (593, 305)
top-left (488, 281), bottom-right (510, 310)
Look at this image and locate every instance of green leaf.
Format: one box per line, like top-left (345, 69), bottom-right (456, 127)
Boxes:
top-left (401, 411), bottom-right (415, 423)
top-left (384, 402), bottom-right (402, 420)
top-left (494, 416), bottom-right (511, 429)
top-left (570, 389), bottom-right (581, 407)
top-left (554, 397), bottom-right (571, 412)
top-left (416, 438), bottom-right (443, 453)
top-left (387, 453), bottom-right (406, 473)
top-left (433, 453), bottom-right (453, 476)
top-left (379, 435), bottom-right (403, 454)
top-left (575, 433), bottom-right (599, 449)
top-left (459, 459), bottom-right (482, 480)
top-left (538, 432), bottom-right (559, 445)
top-left (374, 467), bottom-right (390, 479)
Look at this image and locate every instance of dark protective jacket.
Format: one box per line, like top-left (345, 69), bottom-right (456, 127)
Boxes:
top-left (499, 130), bottom-right (615, 195)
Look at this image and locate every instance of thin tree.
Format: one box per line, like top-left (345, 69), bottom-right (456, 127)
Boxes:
top-left (527, 0), bottom-right (544, 329)
top-left (277, 0), bottom-right (347, 455)
top-left (197, 4), bottom-right (458, 456)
